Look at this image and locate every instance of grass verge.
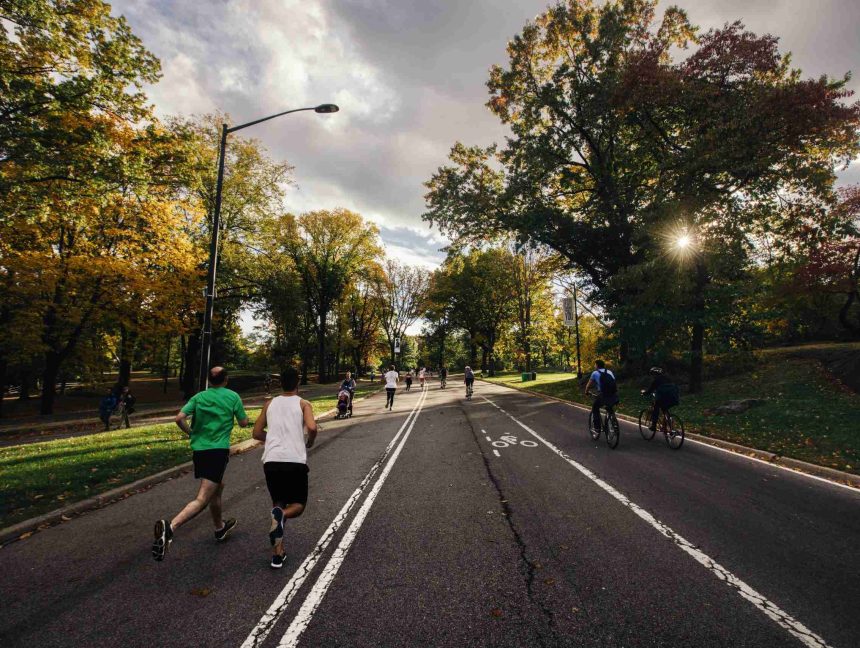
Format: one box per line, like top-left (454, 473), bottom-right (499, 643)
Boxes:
top-left (0, 385), bottom-right (379, 528)
top-left (481, 358), bottom-right (860, 476)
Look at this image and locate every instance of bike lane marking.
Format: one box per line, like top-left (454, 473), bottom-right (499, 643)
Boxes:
top-left (277, 387), bottom-right (429, 647)
top-left (479, 394), bottom-right (834, 648)
top-left (239, 389), bottom-right (427, 648)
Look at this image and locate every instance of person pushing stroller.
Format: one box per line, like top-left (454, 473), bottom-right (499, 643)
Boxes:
top-left (338, 371), bottom-right (356, 417)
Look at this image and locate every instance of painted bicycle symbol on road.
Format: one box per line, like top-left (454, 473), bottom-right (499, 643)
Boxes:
top-left (483, 429), bottom-right (538, 450)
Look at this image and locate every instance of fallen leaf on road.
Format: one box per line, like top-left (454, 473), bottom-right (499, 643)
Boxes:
top-left (61, 515), bottom-right (72, 521)
top-left (19, 532), bottom-right (33, 540)
top-left (544, 578), bottom-right (556, 586)
top-left (190, 587), bottom-right (213, 597)
top-left (490, 608), bottom-right (503, 618)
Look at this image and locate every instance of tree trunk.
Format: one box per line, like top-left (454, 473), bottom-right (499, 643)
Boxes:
top-left (689, 258), bottom-right (708, 394)
top-left (118, 324), bottom-right (133, 387)
top-left (838, 290), bottom-right (859, 335)
top-left (163, 335), bottom-right (172, 394)
top-left (179, 335), bottom-right (186, 390)
top-left (317, 308), bottom-right (328, 383)
top-left (181, 332), bottom-right (201, 398)
top-left (19, 369), bottom-right (31, 401)
top-left (40, 351), bottom-right (61, 414)
top-left (0, 356), bottom-right (6, 418)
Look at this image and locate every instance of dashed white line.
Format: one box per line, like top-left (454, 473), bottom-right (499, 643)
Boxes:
top-left (480, 395), bottom-right (834, 648)
top-left (492, 449), bottom-right (500, 457)
top-left (278, 387), bottom-right (429, 647)
top-left (239, 391), bottom-right (426, 648)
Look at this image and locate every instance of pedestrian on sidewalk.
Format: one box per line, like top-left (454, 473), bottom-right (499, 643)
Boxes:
top-left (118, 385), bottom-right (136, 429)
top-left (98, 388), bottom-right (118, 431)
top-left (151, 366), bottom-right (249, 561)
top-left (252, 366), bottom-right (318, 569)
top-left (384, 364), bottom-right (399, 411)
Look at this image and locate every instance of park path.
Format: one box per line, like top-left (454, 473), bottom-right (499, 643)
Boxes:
top-left (1, 381), bottom-right (857, 647)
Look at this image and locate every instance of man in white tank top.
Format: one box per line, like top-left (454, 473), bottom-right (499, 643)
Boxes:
top-left (252, 366), bottom-right (318, 569)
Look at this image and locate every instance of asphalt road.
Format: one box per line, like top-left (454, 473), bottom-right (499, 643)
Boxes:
top-left (1, 380), bottom-right (858, 648)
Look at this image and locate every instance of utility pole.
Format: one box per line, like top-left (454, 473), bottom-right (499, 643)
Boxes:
top-left (573, 284), bottom-right (582, 378)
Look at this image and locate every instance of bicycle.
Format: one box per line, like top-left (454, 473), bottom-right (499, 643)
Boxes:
top-left (638, 393), bottom-right (684, 449)
top-left (586, 391), bottom-right (620, 449)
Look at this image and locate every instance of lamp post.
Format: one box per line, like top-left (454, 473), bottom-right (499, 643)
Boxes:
top-left (198, 103), bottom-right (339, 392)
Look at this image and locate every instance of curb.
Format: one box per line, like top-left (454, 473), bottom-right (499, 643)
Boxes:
top-left (0, 388), bottom-right (383, 547)
top-left (479, 379), bottom-right (860, 491)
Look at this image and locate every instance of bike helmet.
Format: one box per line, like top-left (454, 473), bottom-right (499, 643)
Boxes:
top-left (649, 366), bottom-right (663, 375)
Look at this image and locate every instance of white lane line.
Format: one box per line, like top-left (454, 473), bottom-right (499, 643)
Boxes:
top-left (278, 388), bottom-right (429, 647)
top-left (682, 438), bottom-right (860, 494)
top-left (492, 449), bottom-right (500, 457)
top-left (480, 395), bottom-right (834, 648)
top-left (482, 381), bottom-right (859, 494)
top-left (239, 393), bottom-right (426, 648)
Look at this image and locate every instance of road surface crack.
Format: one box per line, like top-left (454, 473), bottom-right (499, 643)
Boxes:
top-left (463, 412), bottom-right (557, 646)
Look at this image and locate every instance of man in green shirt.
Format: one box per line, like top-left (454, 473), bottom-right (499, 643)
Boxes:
top-left (152, 366), bottom-right (250, 561)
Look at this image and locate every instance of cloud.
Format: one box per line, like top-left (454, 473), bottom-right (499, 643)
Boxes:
top-left (113, 0), bottom-right (860, 249)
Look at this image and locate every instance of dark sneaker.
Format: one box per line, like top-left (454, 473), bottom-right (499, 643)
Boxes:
top-left (215, 518), bottom-right (237, 542)
top-left (269, 507), bottom-right (284, 546)
top-left (270, 553), bottom-right (285, 569)
top-left (152, 519), bottom-right (172, 561)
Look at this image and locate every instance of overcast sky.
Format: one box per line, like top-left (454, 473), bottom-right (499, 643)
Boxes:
top-left (111, 0), bottom-right (860, 332)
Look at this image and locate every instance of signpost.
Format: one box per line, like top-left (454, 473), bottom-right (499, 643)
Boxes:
top-left (563, 290), bottom-right (583, 378)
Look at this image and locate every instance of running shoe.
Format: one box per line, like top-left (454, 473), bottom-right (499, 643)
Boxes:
top-left (269, 507), bottom-right (284, 546)
top-left (214, 518), bottom-right (237, 542)
top-left (152, 519), bottom-right (173, 561)
top-left (270, 553), bottom-right (285, 569)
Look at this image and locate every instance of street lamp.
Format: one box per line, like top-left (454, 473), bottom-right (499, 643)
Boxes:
top-left (199, 103), bottom-right (339, 392)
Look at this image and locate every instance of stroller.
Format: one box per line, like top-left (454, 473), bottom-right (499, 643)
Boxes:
top-left (336, 389), bottom-right (353, 419)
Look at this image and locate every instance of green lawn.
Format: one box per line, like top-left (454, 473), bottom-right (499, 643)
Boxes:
top-left (0, 385), bottom-right (379, 529)
top-left (482, 359), bottom-right (860, 475)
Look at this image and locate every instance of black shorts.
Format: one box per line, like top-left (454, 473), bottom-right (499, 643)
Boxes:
top-left (264, 462), bottom-right (309, 507)
top-left (193, 449), bottom-right (229, 483)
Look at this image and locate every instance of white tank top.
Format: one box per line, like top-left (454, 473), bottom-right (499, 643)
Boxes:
top-left (262, 395), bottom-right (307, 464)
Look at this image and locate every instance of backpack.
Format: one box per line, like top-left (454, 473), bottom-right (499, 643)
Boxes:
top-left (656, 383), bottom-right (680, 407)
top-left (599, 369), bottom-right (617, 397)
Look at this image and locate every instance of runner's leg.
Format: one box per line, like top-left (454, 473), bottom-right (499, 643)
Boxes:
top-left (170, 479), bottom-right (220, 531)
top-left (209, 482), bottom-right (225, 529)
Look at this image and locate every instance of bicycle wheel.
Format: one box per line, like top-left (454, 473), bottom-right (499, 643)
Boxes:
top-left (605, 411), bottom-right (620, 449)
top-left (588, 410), bottom-right (601, 441)
top-left (664, 413), bottom-right (685, 450)
top-left (638, 408), bottom-right (656, 440)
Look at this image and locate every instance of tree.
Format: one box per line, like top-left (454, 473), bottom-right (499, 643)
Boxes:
top-left (377, 260), bottom-right (429, 363)
top-left (287, 209), bottom-right (382, 383)
top-left (344, 266), bottom-right (385, 375)
top-left (431, 248), bottom-right (517, 376)
top-left (507, 243), bottom-right (562, 371)
top-left (425, 0), bottom-right (860, 390)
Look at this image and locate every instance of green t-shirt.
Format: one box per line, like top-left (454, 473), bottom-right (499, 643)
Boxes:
top-left (181, 387), bottom-right (247, 451)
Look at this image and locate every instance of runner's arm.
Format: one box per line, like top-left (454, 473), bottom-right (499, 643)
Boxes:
top-left (302, 399), bottom-right (318, 448)
top-left (252, 400), bottom-right (270, 441)
top-left (175, 411), bottom-right (192, 436)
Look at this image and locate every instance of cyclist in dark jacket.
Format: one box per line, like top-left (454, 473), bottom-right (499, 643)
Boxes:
top-left (643, 367), bottom-right (678, 431)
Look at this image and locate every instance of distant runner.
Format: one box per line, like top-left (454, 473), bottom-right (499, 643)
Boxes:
top-left (384, 365), bottom-right (399, 410)
top-left (152, 367), bottom-right (249, 561)
top-left (252, 366), bottom-right (318, 569)
top-left (418, 367), bottom-right (426, 390)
